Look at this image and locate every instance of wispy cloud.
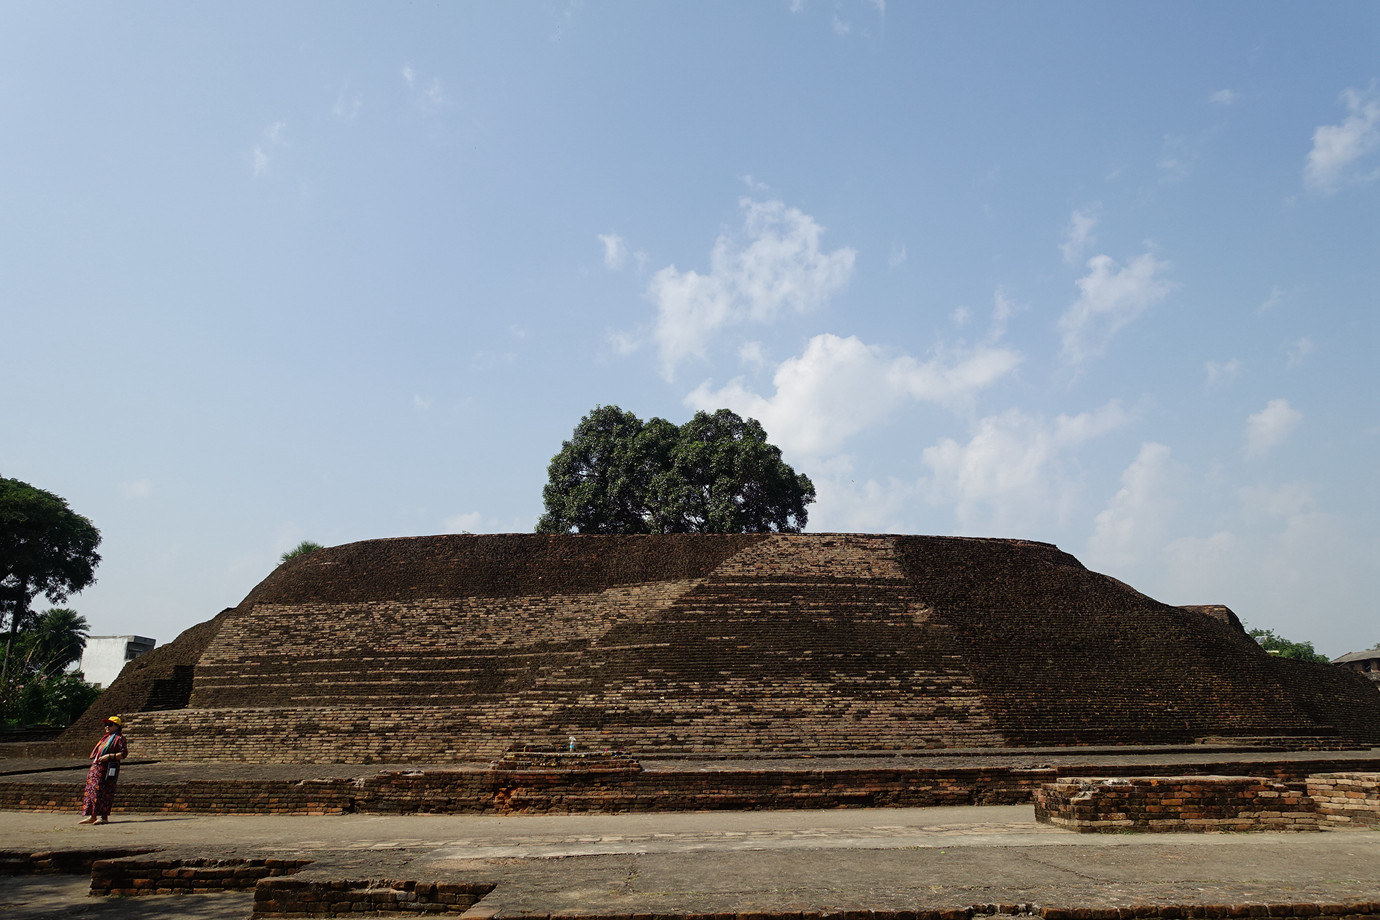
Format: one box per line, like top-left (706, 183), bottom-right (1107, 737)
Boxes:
top-left (598, 232), bottom-right (628, 270)
top-left (919, 402), bottom-right (1132, 535)
top-left (252, 120), bottom-right (288, 176)
top-left (1086, 442), bottom-right (1180, 570)
top-left (442, 511), bottom-right (486, 533)
top-left (120, 478), bottom-right (154, 500)
top-left (402, 64), bottom-right (448, 114)
top-left (647, 198), bottom-right (856, 379)
top-left (333, 85), bottom-right (362, 121)
top-left (1059, 253), bottom-right (1174, 365)
top-left (1244, 398), bottom-right (1302, 458)
top-left (1286, 336), bottom-right (1315, 369)
top-left (1205, 358), bottom-right (1242, 388)
top-left (1209, 89), bottom-right (1239, 107)
top-left (1304, 84), bottom-right (1380, 193)
top-left (1258, 286), bottom-right (1285, 314)
top-left (685, 332), bottom-right (1021, 457)
top-left (1059, 205), bottom-right (1100, 266)
top-left (1158, 134), bottom-right (1197, 182)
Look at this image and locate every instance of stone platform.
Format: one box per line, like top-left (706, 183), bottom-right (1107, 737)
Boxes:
top-left (5, 804), bottom-right (1380, 920)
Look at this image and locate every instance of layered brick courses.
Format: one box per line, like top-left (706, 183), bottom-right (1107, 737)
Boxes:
top-left (1307, 773), bottom-right (1380, 827)
top-left (34, 533), bottom-right (1380, 765)
top-left (1034, 776), bottom-right (1321, 832)
top-left (252, 877), bottom-right (494, 917)
top-left (7, 758), bottom-right (1380, 817)
top-left (89, 854), bottom-right (311, 896)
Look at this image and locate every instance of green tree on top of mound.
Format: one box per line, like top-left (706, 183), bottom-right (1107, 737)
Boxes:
top-left (1248, 627), bottom-right (1331, 664)
top-left (536, 406), bottom-right (815, 534)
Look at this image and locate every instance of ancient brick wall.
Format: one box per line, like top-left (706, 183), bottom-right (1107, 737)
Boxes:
top-left (1034, 776), bottom-right (1320, 832)
top-left (61, 533), bottom-right (1380, 764)
top-left (1307, 773), bottom-right (1380, 827)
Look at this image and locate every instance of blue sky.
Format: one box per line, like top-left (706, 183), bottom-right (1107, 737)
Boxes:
top-left (2, 2), bottom-right (1377, 657)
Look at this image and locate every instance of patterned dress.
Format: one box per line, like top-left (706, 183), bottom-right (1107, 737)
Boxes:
top-left (81, 731), bottom-right (128, 818)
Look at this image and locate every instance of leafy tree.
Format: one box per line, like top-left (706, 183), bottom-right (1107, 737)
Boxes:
top-left (0, 479), bottom-right (101, 686)
top-left (281, 540), bottom-right (325, 564)
top-left (13, 672), bottom-right (101, 729)
top-left (1, 607), bottom-right (94, 729)
top-left (537, 406), bottom-right (814, 534)
top-left (1248, 627), bottom-right (1331, 664)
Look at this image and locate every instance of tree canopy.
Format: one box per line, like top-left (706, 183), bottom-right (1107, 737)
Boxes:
top-left (0, 478), bottom-right (101, 685)
top-left (1248, 627), bottom-right (1331, 664)
top-left (536, 406), bottom-right (815, 534)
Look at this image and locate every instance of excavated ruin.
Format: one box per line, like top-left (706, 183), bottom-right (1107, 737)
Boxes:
top-left (60, 533), bottom-right (1380, 763)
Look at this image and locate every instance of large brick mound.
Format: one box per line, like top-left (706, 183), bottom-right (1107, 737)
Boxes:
top-left (61, 533), bottom-right (1380, 763)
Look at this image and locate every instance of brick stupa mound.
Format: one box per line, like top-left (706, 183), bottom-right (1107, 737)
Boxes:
top-left (72, 534), bottom-right (1380, 763)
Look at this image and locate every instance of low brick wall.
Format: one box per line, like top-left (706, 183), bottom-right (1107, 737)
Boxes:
top-left (0, 846), bottom-right (156, 875)
top-left (1308, 772), bottom-right (1380, 827)
top-left (5, 759), bottom-right (1380, 818)
top-left (252, 877), bottom-right (493, 918)
top-left (0, 778), bottom-right (356, 815)
top-left (1034, 776), bottom-right (1319, 832)
top-left (90, 855), bottom-right (311, 896)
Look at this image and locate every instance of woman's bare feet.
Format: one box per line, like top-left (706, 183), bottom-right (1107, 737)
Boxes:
top-left (78, 816), bottom-right (97, 825)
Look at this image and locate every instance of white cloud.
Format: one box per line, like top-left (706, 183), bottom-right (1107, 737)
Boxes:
top-left (647, 198), bottom-right (856, 378)
top-left (1210, 89), bottom-right (1239, 106)
top-left (918, 402), bottom-right (1131, 535)
top-left (413, 394), bottom-right (432, 411)
top-left (120, 479), bottom-right (154, 500)
top-left (737, 340), bottom-right (768, 370)
top-left (333, 86), bottom-right (361, 121)
top-left (402, 64), bottom-right (448, 114)
top-left (1158, 134), bottom-right (1196, 182)
top-left (251, 120), bottom-right (288, 177)
top-left (1244, 398), bottom-right (1302, 458)
top-left (598, 232), bottom-right (628, 270)
top-left (988, 288), bottom-right (1022, 343)
top-left (888, 242), bottom-right (907, 267)
top-left (1086, 442), bottom-right (1179, 570)
top-left (605, 329), bottom-right (640, 356)
top-left (1205, 358), bottom-right (1242, 388)
top-left (1305, 85), bottom-right (1380, 193)
top-left (1286, 336), bottom-right (1315, 369)
top-left (1163, 530), bottom-right (1237, 600)
top-left (443, 511), bottom-right (486, 533)
top-left (1258, 286), bottom-right (1285, 314)
top-left (1059, 205), bottom-right (1099, 266)
top-left (1237, 480), bottom-right (1315, 522)
top-left (685, 332), bottom-right (1021, 457)
top-left (950, 306), bottom-right (972, 327)
top-left (1059, 253), bottom-right (1174, 365)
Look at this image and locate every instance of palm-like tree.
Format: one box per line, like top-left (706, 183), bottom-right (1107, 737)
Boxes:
top-left (19, 607), bottom-right (89, 678)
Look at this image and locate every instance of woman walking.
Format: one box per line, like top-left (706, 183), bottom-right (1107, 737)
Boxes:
top-left (79, 716), bottom-right (127, 825)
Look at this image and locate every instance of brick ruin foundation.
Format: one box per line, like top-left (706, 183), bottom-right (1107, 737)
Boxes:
top-left (26, 533), bottom-right (1380, 764)
top-left (1034, 772), bottom-right (1380, 832)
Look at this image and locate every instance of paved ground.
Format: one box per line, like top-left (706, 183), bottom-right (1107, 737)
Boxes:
top-left (4, 806), bottom-right (1380, 919)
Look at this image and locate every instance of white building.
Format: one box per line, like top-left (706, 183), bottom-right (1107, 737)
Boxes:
top-left (79, 636), bottom-right (156, 689)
